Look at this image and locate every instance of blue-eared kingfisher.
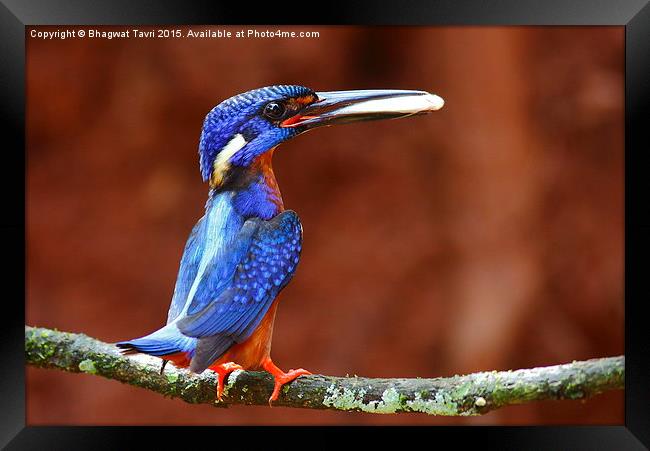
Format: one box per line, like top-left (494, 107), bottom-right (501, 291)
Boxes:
top-left (117, 85), bottom-right (445, 403)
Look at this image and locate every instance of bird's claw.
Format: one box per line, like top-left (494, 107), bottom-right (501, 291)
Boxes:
top-left (262, 358), bottom-right (311, 405)
top-left (211, 362), bottom-right (244, 401)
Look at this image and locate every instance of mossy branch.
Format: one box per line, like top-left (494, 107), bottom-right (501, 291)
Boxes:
top-left (25, 325), bottom-right (624, 415)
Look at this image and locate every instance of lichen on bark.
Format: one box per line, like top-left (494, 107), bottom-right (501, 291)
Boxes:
top-left (25, 326), bottom-right (624, 415)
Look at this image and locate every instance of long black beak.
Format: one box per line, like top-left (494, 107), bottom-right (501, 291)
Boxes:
top-left (280, 89), bottom-right (444, 129)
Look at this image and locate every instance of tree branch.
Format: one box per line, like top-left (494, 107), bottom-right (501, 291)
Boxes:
top-left (25, 326), bottom-right (624, 415)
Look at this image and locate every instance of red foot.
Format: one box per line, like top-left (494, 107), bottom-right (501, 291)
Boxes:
top-left (211, 362), bottom-right (244, 401)
top-left (262, 358), bottom-right (311, 405)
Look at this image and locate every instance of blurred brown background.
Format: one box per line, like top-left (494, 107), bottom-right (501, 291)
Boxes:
top-left (26, 26), bottom-right (624, 425)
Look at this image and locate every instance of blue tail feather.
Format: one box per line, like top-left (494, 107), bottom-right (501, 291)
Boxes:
top-left (116, 325), bottom-right (196, 357)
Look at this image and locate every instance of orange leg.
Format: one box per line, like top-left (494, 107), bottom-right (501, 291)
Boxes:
top-left (262, 357), bottom-right (311, 404)
top-left (211, 362), bottom-right (244, 401)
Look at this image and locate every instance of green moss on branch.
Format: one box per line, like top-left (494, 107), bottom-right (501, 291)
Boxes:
top-left (25, 326), bottom-right (624, 415)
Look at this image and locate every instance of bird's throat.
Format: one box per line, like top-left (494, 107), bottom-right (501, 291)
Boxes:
top-left (214, 150), bottom-right (284, 220)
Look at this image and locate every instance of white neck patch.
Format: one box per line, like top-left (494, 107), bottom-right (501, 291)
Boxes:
top-left (211, 133), bottom-right (248, 186)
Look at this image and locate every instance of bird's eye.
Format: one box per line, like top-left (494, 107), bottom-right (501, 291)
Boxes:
top-left (263, 102), bottom-right (286, 120)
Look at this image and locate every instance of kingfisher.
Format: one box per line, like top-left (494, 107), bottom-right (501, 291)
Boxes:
top-left (116, 85), bottom-right (444, 403)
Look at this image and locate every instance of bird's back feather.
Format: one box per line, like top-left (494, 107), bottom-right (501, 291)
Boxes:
top-left (117, 194), bottom-right (301, 373)
top-left (177, 210), bottom-right (302, 372)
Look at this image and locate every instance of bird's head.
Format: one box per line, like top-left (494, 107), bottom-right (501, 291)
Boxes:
top-left (199, 84), bottom-right (444, 188)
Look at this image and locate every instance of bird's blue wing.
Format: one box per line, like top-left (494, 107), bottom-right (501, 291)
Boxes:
top-left (166, 216), bottom-right (206, 324)
top-left (176, 210), bottom-right (302, 371)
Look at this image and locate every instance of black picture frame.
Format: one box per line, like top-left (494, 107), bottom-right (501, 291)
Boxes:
top-left (3, 0), bottom-right (648, 448)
